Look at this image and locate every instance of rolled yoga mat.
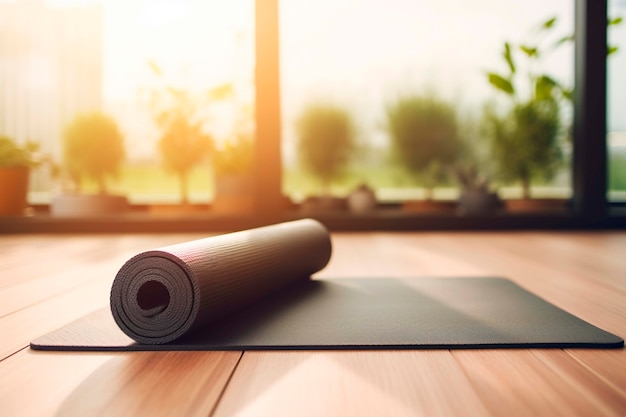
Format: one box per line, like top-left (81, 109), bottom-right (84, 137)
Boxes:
top-left (110, 218), bottom-right (332, 344)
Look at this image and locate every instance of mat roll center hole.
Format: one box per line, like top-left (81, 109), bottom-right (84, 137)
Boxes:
top-left (137, 280), bottom-right (170, 316)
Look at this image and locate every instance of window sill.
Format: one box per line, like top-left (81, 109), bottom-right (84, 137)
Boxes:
top-left (0, 204), bottom-right (623, 233)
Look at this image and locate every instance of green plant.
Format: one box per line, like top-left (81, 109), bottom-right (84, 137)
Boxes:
top-left (0, 136), bottom-right (40, 168)
top-left (484, 17), bottom-right (569, 199)
top-left (455, 164), bottom-right (491, 193)
top-left (486, 17), bottom-right (574, 103)
top-left (145, 61), bottom-right (233, 204)
top-left (484, 99), bottom-right (562, 198)
top-left (63, 113), bottom-right (125, 194)
top-left (484, 15), bottom-right (623, 199)
top-left (157, 116), bottom-right (213, 204)
top-left (296, 103), bottom-right (355, 194)
top-left (386, 95), bottom-right (462, 199)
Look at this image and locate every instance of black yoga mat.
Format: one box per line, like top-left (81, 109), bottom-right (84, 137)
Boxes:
top-left (31, 220), bottom-right (623, 351)
top-left (109, 218), bottom-right (332, 344)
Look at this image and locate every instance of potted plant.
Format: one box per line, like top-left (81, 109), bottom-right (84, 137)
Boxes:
top-left (145, 61), bottom-right (229, 207)
top-left (385, 94), bottom-right (462, 212)
top-left (483, 101), bottom-right (564, 212)
top-left (157, 115), bottom-right (213, 207)
top-left (296, 103), bottom-right (355, 212)
top-left (212, 135), bottom-right (254, 215)
top-left (347, 183), bottom-right (378, 213)
top-left (51, 112), bottom-right (128, 217)
top-left (483, 17), bottom-right (570, 212)
top-left (455, 164), bottom-right (502, 215)
top-left (0, 136), bottom-right (40, 216)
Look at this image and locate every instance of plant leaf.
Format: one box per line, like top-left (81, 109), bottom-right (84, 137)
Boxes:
top-left (487, 73), bottom-right (515, 95)
top-left (560, 86), bottom-right (573, 101)
top-left (147, 60), bottom-right (162, 76)
top-left (542, 17), bottom-right (557, 29)
top-left (535, 75), bottom-right (557, 101)
top-left (520, 45), bottom-right (538, 58)
top-left (503, 42), bottom-right (515, 74)
top-left (166, 86), bottom-right (185, 101)
top-left (608, 45), bottom-right (619, 56)
top-left (209, 83), bottom-right (233, 100)
top-left (555, 34), bottom-right (575, 47)
top-left (608, 16), bottom-right (623, 26)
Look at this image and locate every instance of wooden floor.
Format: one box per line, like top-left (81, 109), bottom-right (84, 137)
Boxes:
top-left (0, 230), bottom-right (624, 416)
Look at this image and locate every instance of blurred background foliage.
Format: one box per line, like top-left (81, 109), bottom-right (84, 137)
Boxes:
top-left (385, 95), bottom-right (463, 200)
top-left (62, 112), bottom-right (125, 195)
top-left (296, 103), bottom-right (356, 195)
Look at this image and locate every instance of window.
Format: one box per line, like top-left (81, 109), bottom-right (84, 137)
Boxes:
top-left (0, 0), bottom-right (254, 206)
top-left (280, 0), bottom-right (575, 212)
top-left (0, 0), bottom-right (622, 230)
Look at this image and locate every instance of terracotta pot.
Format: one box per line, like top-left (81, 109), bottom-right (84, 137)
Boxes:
top-left (504, 198), bottom-right (569, 213)
top-left (300, 196), bottom-right (347, 213)
top-left (0, 166), bottom-right (30, 216)
top-left (402, 199), bottom-right (457, 214)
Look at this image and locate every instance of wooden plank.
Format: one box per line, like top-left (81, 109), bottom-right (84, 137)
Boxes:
top-left (453, 349), bottom-right (625, 417)
top-left (53, 351), bottom-right (241, 417)
top-left (0, 350), bottom-right (240, 417)
top-left (0, 234), bottom-right (205, 283)
top-left (412, 233), bottom-right (626, 335)
top-left (317, 232), bottom-right (486, 279)
top-left (0, 277), bottom-right (112, 360)
top-left (566, 349), bottom-right (626, 397)
top-left (0, 350), bottom-right (115, 417)
top-left (213, 351), bottom-right (492, 417)
top-left (482, 232), bottom-right (626, 293)
top-left (0, 235), bottom-right (119, 285)
top-left (0, 258), bottom-right (120, 318)
top-left (0, 234), bottom-right (205, 321)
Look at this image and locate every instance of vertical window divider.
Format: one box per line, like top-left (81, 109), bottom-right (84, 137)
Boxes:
top-left (254, 0), bottom-right (283, 221)
top-left (573, 0), bottom-right (608, 225)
